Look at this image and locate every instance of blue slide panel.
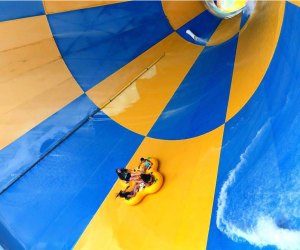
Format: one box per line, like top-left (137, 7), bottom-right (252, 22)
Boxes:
top-left (47, 1), bottom-right (173, 91)
top-left (176, 10), bottom-right (222, 46)
top-left (0, 1), bottom-right (44, 22)
top-left (207, 3), bottom-right (300, 250)
top-left (0, 111), bottom-right (144, 249)
top-left (240, 4), bottom-right (251, 29)
top-left (149, 36), bottom-right (238, 140)
top-left (0, 95), bottom-right (98, 193)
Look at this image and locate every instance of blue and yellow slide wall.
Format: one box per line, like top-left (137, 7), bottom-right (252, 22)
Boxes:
top-left (0, 1), bottom-right (300, 249)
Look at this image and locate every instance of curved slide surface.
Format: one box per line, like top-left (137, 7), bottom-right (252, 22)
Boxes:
top-left (0, 1), bottom-right (299, 249)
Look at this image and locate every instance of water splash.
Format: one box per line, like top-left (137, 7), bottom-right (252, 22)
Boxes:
top-left (216, 119), bottom-right (300, 250)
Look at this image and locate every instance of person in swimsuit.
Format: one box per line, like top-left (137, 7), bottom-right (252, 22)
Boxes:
top-left (116, 168), bottom-right (154, 185)
top-left (139, 158), bottom-right (152, 169)
top-left (140, 173), bottom-right (154, 185)
top-left (116, 168), bottom-right (141, 183)
top-left (116, 183), bottom-right (140, 200)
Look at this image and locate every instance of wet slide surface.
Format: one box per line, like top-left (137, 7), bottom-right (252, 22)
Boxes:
top-left (0, 1), bottom-right (299, 249)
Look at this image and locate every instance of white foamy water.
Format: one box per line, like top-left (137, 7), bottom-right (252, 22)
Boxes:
top-left (216, 120), bottom-right (300, 250)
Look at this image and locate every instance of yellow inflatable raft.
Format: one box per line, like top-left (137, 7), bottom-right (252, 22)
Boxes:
top-left (122, 157), bottom-right (163, 206)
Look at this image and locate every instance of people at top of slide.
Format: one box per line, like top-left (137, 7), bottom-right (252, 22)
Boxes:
top-left (215, 0), bottom-right (246, 12)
